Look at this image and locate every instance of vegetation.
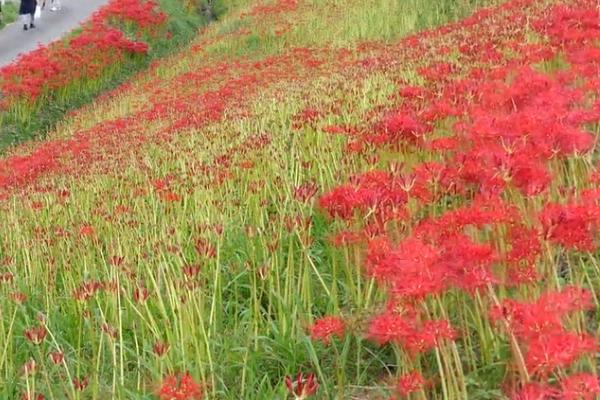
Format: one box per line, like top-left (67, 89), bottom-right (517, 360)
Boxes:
top-left (0, 1), bottom-right (18, 30)
top-left (0, 0), bottom-right (226, 151)
top-left (1, 0), bottom-right (599, 399)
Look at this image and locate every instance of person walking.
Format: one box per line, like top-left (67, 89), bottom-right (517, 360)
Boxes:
top-left (19, 0), bottom-right (37, 31)
top-left (42, 0), bottom-right (61, 12)
top-left (50, 0), bottom-right (61, 11)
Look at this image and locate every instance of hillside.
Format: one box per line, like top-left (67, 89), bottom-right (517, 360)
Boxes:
top-left (1, 0), bottom-right (600, 399)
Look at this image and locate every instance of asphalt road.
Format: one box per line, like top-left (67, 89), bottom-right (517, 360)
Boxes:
top-left (0, 0), bottom-right (110, 67)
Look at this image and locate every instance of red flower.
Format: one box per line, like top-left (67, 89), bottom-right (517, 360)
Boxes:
top-left (397, 371), bottom-right (426, 397)
top-left (79, 224), bottom-right (95, 237)
top-left (561, 373), bottom-right (600, 400)
top-left (153, 341), bottom-right (170, 357)
top-left (510, 382), bottom-right (558, 400)
top-left (50, 351), bottom-right (64, 365)
top-left (526, 331), bottom-right (597, 377)
top-left (309, 316), bottom-right (346, 345)
top-left (285, 372), bottom-right (319, 399)
top-left (73, 377), bottom-right (89, 391)
top-left (158, 372), bottom-right (203, 400)
top-left (24, 325), bottom-right (47, 345)
top-left (367, 312), bottom-right (413, 346)
top-left (540, 202), bottom-right (600, 252)
top-left (22, 393), bottom-right (45, 400)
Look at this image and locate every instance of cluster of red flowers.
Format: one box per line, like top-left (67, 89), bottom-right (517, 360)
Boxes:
top-left (315, 0), bottom-right (600, 397)
top-left (1, 0), bottom-right (600, 397)
top-left (158, 372), bottom-right (203, 400)
top-left (0, 0), bottom-right (166, 106)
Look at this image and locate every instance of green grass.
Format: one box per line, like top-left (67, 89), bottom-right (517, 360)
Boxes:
top-left (0, 1), bottom-right (18, 29)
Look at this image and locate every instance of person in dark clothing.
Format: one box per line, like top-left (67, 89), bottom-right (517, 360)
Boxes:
top-left (19, 0), bottom-right (37, 31)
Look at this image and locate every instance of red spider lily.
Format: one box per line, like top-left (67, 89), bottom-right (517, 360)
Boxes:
top-left (72, 280), bottom-right (103, 302)
top-left (12, 292), bottom-right (27, 304)
top-left (397, 371), bottom-right (426, 397)
top-left (101, 323), bottom-right (118, 340)
top-left (490, 286), bottom-right (594, 341)
top-left (0, 272), bottom-right (14, 284)
top-left (158, 372), bottom-right (203, 400)
top-left (510, 382), bottom-right (558, 400)
top-left (294, 182), bottom-right (319, 203)
top-left (24, 325), bottom-right (47, 345)
top-left (182, 264), bottom-right (201, 279)
top-left (134, 286), bottom-right (151, 304)
top-left (285, 372), bottom-right (319, 399)
top-left (505, 224), bottom-right (541, 286)
top-left (561, 373), bottom-right (600, 400)
top-left (540, 202), bottom-right (600, 252)
top-left (73, 377), bottom-right (89, 391)
top-left (49, 351), bottom-right (64, 365)
top-left (195, 238), bottom-right (217, 258)
top-left (153, 341), bottom-right (170, 357)
top-left (22, 393), bottom-right (45, 400)
top-left (22, 358), bottom-right (36, 376)
top-left (309, 316), bottom-right (346, 345)
top-left (79, 224), bottom-right (95, 237)
top-left (367, 312), bottom-right (410, 346)
top-left (379, 107), bottom-right (430, 145)
top-left (525, 331), bottom-right (597, 378)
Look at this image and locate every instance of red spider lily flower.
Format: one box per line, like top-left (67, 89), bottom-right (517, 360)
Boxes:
top-left (505, 224), bottom-right (541, 286)
top-left (294, 182), bottom-right (319, 203)
top-left (12, 292), bottom-right (28, 304)
top-left (285, 372), bottom-right (319, 399)
top-left (101, 323), bottom-right (118, 339)
top-left (0, 271), bottom-right (14, 284)
top-left (526, 331), bottom-right (597, 378)
top-left (561, 373), bottom-right (600, 400)
top-left (367, 312), bottom-right (413, 346)
top-left (21, 393), bottom-right (45, 400)
top-left (79, 224), bottom-right (95, 238)
top-left (379, 108), bottom-right (430, 145)
top-left (73, 377), bottom-right (89, 391)
top-left (134, 286), bottom-right (150, 304)
top-left (158, 371), bottom-right (203, 400)
top-left (50, 351), bottom-right (65, 365)
top-left (401, 320), bottom-right (457, 356)
top-left (195, 238), bottom-right (217, 258)
top-left (369, 237), bottom-right (446, 298)
top-left (182, 264), bottom-right (201, 279)
top-left (109, 256), bottom-right (125, 267)
top-left (509, 157), bottom-right (552, 196)
top-left (153, 341), bottom-right (170, 357)
top-left (510, 382), bottom-right (558, 400)
top-left (397, 371), bottom-right (426, 397)
top-left (160, 191), bottom-right (182, 202)
top-left (73, 280), bottom-right (103, 302)
top-left (309, 316), bottom-right (346, 345)
top-left (540, 202), bottom-right (600, 252)
top-left (22, 358), bottom-right (36, 376)
top-left (24, 325), bottom-right (47, 345)
top-left (490, 286), bottom-right (594, 342)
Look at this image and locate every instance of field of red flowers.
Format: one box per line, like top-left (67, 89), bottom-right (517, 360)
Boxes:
top-left (0, 0), bottom-right (208, 148)
top-left (1, 0), bottom-right (600, 399)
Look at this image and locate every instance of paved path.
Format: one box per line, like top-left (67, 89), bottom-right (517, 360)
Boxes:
top-left (0, 0), bottom-right (110, 67)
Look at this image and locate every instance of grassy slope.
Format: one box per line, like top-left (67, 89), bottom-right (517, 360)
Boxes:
top-left (2, 0), bottom-right (587, 399)
top-left (0, 0), bottom-right (218, 151)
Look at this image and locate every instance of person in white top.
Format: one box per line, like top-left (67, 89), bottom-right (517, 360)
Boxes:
top-left (41, 0), bottom-right (60, 11)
